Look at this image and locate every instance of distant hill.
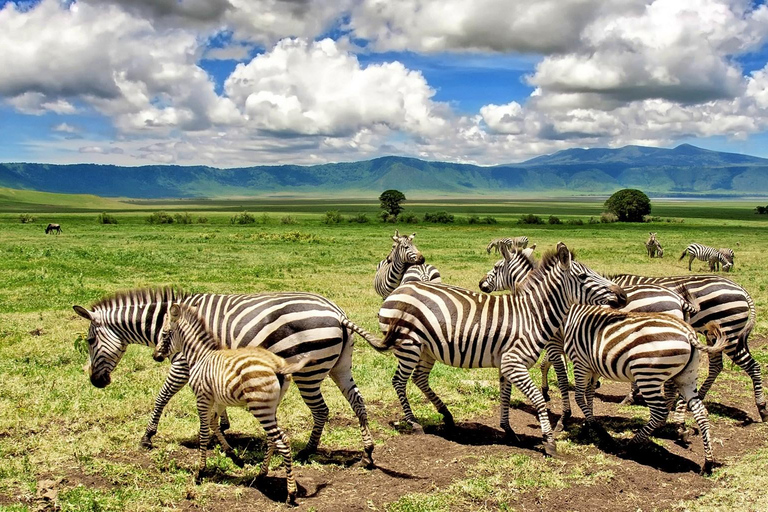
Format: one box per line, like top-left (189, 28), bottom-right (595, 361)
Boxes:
top-left (2, 144), bottom-right (768, 198)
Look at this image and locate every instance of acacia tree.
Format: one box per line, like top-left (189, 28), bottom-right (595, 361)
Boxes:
top-left (379, 189), bottom-right (406, 219)
top-left (604, 189), bottom-right (651, 222)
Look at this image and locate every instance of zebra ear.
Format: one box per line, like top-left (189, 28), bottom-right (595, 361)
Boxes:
top-left (408, 232), bottom-right (416, 240)
top-left (556, 242), bottom-right (572, 270)
top-left (500, 243), bottom-right (513, 261)
top-left (73, 305), bottom-right (95, 322)
top-left (168, 303), bottom-right (181, 321)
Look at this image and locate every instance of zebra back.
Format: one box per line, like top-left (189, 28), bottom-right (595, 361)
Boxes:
top-left (402, 263), bottom-right (442, 284)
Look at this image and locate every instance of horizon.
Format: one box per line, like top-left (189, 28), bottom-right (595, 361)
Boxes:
top-left (1, 0), bottom-right (767, 168)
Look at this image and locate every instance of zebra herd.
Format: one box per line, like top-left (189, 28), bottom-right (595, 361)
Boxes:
top-left (73, 231), bottom-right (763, 502)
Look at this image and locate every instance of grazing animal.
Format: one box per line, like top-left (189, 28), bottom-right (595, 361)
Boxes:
top-left (378, 243), bottom-right (626, 456)
top-left (73, 287), bottom-right (396, 466)
top-left (680, 243), bottom-right (732, 272)
top-left (486, 236), bottom-right (529, 254)
top-left (611, 274), bottom-right (765, 421)
top-left (562, 306), bottom-right (727, 474)
top-left (709, 248), bottom-right (735, 272)
top-left (153, 303), bottom-right (309, 503)
top-left (373, 231), bottom-right (429, 298)
top-left (45, 223), bottom-right (62, 235)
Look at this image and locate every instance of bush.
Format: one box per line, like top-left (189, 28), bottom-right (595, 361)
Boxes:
top-left (230, 211), bottom-right (255, 225)
top-left (348, 213), bottom-right (370, 224)
top-left (604, 188), bottom-right (651, 222)
top-left (322, 210), bottom-right (343, 224)
top-left (518, 214), bottom-right (544, 225)
top-left (97, 212), bottom-right (118, 224)
top-left (399, 212), bottom-right (419, 224)
top-left (280, 215), bottom-right (297, 225)
top-left (147, 211), bottom-right (174, 224)
top-left (19, 213), bottom-right (36, 224)
top-left (566, 218), bottom-right (584, 225)
top-left (600, 212), bottom-right (618, 223)
top-left (547, 215), bottom-right (562, 225)
top-left (424, 211), bottom-right (454, 223)
top-left (256, 213), bottom-right (270, 224)
top-left (468, 215), bottom-right (498, 224)
top-left (588, 217), bottom-right (599, 224)
top-left (196, 216), bottom-right (209, 224)
top-left (755, 205), bottom-right (768, 215)
top-left (174, 212), bottom-right (193, 224)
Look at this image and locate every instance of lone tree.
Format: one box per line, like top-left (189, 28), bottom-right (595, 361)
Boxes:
top-left (379, 189), bottom-right (406, 219)
top-left (604, 189), bottom-right (651, 222)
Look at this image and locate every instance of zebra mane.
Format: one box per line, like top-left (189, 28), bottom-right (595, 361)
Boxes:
top-left (514, 247), bottom-right (574, 295)
top-left (176, 303), bottom-right (222, 348)
top-left (91, 286), bottom-right (188, 311)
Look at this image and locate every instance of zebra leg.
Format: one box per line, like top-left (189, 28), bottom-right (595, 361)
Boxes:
top-left (142, 355), bottom-right (189, 449)
top-left (620, 381), bottom-right (643, 406)
top-left (629, 382), bottom-right (668, 444)
top-left (501, 351), bottom-right (556, 456)
top-left (674, 364), bottom-right (715, 474)
top-left (547, 344), bottom-right (572, 432)
top-left (697, 351), bottom-right (723, 401)
top-left (573, 365), bottom-right (596, 428)
top-left (195, 397), bottom-right (214, 482)
top-left (498, 375), bottom-right (516, 439)
top-left (411, 354), bottom-right (454, 428)
top-left (212, 406), bottom-right (242, 466)
top-left (391, 342), bottom-right (425, 433)
top-left (726, 345), bottom-right (767, 421)
top-left (293, 376), bottom-right (330, 460)
top-left (259, 440), bottom-right (276, 478)
top-left (688, 254), bottom-right (695, 271)
top-left (328, 347), bottom-right (375, 468)
top-left (540, 356), bottom-right (552, 402)
top-left (257, 413), bottom-right (297, 504)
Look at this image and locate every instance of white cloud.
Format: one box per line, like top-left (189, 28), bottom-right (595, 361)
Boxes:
top-left (52, 123), bottom-right (79, 133)
top-left (203, 44), bottom-right (253, 61)
top-left (79, 145), bottom-right (125, 154)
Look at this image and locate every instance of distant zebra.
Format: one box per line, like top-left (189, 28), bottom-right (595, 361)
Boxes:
top-left (709, 248), bottom-right (735, 272)
top-left (562, 306), bottom-right (727, 474)
top-left (680, 243), bottom-right (732, 272)
top-left (73, 288), bottom-right (396, 466)
top-left (611, 274), bottom-right (765, 421)
top-left (645, 232), bottom-right (661, 258)
top-left (153, 303), bottom-right (309, 502)
top-left (45, 223), bottom-right (62, 235)
top-left (378, 243), bottom-right (626, 455)
top-left (374, 231), bottom-right (428, 298)
top-left (402, 263), bottom-right (442, 285)
top-left (486, 236), bottom-right (529, 254)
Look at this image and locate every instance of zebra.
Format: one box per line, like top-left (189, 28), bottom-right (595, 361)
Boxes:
top-left (709, 248), bottom-right (735, 272)
top-left (401, 263), bottom-right (442, 285)
top-left (610, 273), bottom-right (765, 421)
top-left (73, 287), bottom-right (397, 467)
top-left (373, 231), bottom-right (427, 298)
top-left (562, 305), bottom-right (727, 474)
top-left (378, 243), bottom-right (626, 456)
top-left (679, 243), bottom-right (732, 272)
top-left (152, 303), bottom-right (309, 502)
top-left (645, 233), bottom-right (662, 258)
top-left (486, 236), bottom-right (529, 254)
top-left (45, 223), bottom-right (62, 234)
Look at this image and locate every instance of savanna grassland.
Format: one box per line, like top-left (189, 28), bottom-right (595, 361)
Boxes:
top-left (0, 197), bottom-right (767, 512)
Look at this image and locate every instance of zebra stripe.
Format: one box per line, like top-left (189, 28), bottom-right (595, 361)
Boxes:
top-left (645, 232), bottom-right (662, 258)
top-left (378, 243), bottom-right (626, 455)
top-left (680, 243), bottom-right (732, 272)
top-left (73, 287), bottom-right (395, 466)
top-left (562, 306), bottom-right (727, 474)
top-left (402, 263), bottom-right (442, 285)
top-left (153, 303), bottom-right (308, 502)
top-left (709, 248), bottom-right (735, 272)
top-left (374, 231), bottom-right (427, 298)
top-left (486, 236), bottom-right (529, 254)
top-left (610, 273), bottom-right (765, 421)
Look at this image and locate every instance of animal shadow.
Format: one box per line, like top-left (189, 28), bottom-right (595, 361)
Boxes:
top-left (426, 421), bottom-right (542, 452)
top-left (215, 473), bottom-right (327, 502)
top-left (704, 402), bottom-right (753, 425)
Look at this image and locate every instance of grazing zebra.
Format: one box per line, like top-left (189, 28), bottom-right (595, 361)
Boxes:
top-left (401, 263), bottom-right (442, 285)
top-left (153, 303), bottom-right (309, 502)
top-left (562, 306), bottom-right (727, 474)
top-left (73, 287), bottom-right (396, 466)
top-left (709, 248), bottom-right (735, 272)
top-left (680, 243), bottom-right (732, 272)
top-left (374, 231), bottom-right (428, 298)
top-left (610, 273), bottom-right (765, 421)
top-left (45, 223), bottom-right (62, 234)
top-left (378, 243), bottom-right (626, 456)
top-left (486, 236), bottom-right (529, 254)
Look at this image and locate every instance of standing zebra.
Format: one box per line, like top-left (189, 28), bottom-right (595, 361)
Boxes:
top-left (153, 303), bottom-right (309, 502)
top-left (486, 236), bottom-right (529, 254)
top-left (680, 243), bottom-right (732, 272)
top-left (562, 306), bottom-right (727, 474)
top-left (610, 273), bottom-right (765, 421)
top-left (373, 231), bottom-right (429, 298)
top-left (645, 233), bottom-right (662, 258)
top-left (73, 287), bottom-right (396, 466)
top-left (378, 243), bottom-right (626, 455)
top-left (709, 248), bottom-right (735, 272)
top-left (45, 223), bottom-right (62, 234)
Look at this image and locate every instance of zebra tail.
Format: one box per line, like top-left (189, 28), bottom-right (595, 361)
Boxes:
top-left (735, 292), bottom-right (756, 353)
top-left (691, 322), bottom-right (728, 354)
top-left (278, 355), bottom-right (313, 375)
top-left (678, 249), bottom-right (688, 261)
top-left (341, 317), bottom-right (397, 352)
top-left (680, 290), bottom-right (699, 316)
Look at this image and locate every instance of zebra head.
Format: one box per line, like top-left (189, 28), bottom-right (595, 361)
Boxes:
top-left (551, 243), bottom-right (627, 308)
top-left (388, 230), bottom-right (425, 265)
top-left (479, 244), bottom-right (535, 293)
top-left (73, 306), bottom-right (126, 388)
top-left (153, 304), bottom-right (182, 362)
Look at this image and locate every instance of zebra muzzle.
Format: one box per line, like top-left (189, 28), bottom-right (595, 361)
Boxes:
top-left (90, 372), bottom-right (111, 388)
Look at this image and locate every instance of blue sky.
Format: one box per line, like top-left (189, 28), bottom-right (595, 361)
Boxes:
top-left (1, 0), bottom-right (767, 167)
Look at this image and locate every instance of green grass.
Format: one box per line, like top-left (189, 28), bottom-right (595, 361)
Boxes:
top-left (0, 197), bottom-right (766, 510)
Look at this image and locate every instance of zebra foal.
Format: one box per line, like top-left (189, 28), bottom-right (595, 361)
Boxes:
top-left (486, 236), bottom-right (529, 254)
top-left (153, 303), bottom-right (307, 502)
top-left (680, 243), bottom-right (732, 272)
top-left (562, 306), bottom-right (727, 474)
top-left (709, 248), bottom-right (735, 272)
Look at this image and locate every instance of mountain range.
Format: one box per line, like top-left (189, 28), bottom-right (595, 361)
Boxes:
top-left (2, 144), bottom-right (768, 198)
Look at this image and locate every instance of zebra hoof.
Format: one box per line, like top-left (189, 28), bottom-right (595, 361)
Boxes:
top-left (287, 490), bottom-right (297, 506)
top-left (360, 446), bottom-right (375, 469)
top-left (296, 446), bottom-right (317, 462)
top-left (442, 412), bottom-right (455, 429)
top-left (410, 422), bottom-right (425, 435)
top-left (619, 394), bottom-right (635, 406)
top-left (758, 403), bottom-right (768, 423)
top-left (554, 412), bottom-right (571, 434)
top-left (140, 434), bottom-right (154, 450)
top-left (543, 436), bottom-right (557, 457)
top-left (502, 426), bottom-right (519, 445)
top-left (542, 388), bottom-right (551, 402)
top-left (700, 459), bottom-right (714, 476)
top-left (219, 420), bottom-right (230, 433)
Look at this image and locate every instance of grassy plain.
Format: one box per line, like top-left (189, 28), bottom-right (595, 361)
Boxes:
top-left (0, 197), bottom-right (766, 511)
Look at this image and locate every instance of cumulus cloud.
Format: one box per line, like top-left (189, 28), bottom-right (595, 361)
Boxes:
top-left (52, 123), bottom-right (79, 133)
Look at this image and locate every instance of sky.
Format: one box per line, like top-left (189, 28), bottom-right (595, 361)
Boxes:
top-left (0, 0), bottom-right (767, 167)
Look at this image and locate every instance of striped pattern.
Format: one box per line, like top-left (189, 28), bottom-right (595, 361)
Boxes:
top-left (486, 236), bottom-right (529, 254)
top-left (562, 306), bottom-right (727, 474)
top-left (645, 232), bottom-right (662, 258)
top-left (153, 304), bottom-right (308, 502)
top-left (680, 243), bottom-right (732, 272)
top-left (378, 243), bottom-right (626, 455)
top-left (610, 273), bottom-right (765, 421)
top-left (709, 248), bottom-right (735, 272)
top-left (402, 263), bottom-right (442, 285)
top-left (73, 288), bottom-right (394, 466)
top-left (374, 231), bottom-right (427, 298)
